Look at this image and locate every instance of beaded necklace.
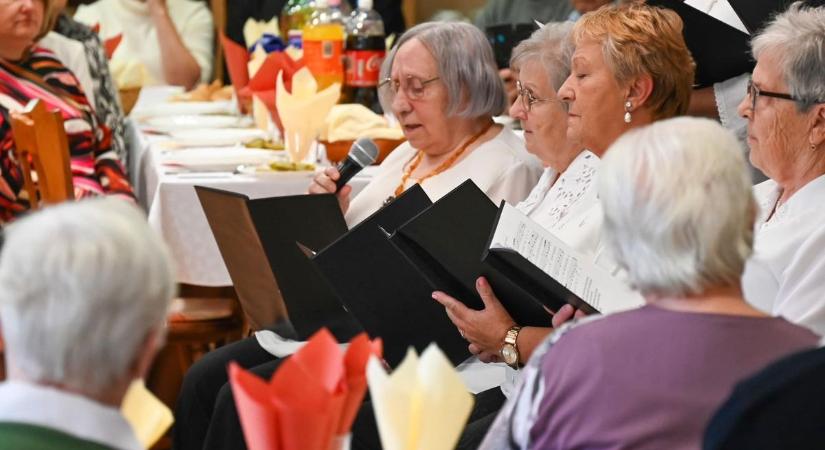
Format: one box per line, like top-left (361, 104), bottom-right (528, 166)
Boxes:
top-left (385, 121), bottom-right (494, 204)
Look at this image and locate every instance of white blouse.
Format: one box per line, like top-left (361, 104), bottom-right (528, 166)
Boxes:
top-left (75, 0), bottom-right (214, 86)
top-left (743, 175), bottom-right (825, 335)
top-left (344, 127), bottom-right (543, 226)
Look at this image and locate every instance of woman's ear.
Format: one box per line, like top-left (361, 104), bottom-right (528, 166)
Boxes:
top-left (809, 103), bottom-right (825, 148)
top-left (625, 73), bottom-right (654, 112)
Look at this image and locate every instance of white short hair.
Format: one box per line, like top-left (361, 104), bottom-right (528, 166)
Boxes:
top-left (0, 198), bottom-right (176, 393)
top-left (598, 117), bottom-right (755, 297)
top-left (752, 2), bottom-right (825, 111)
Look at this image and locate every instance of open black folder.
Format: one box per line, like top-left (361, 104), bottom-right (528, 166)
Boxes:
top-left (648, 0), bottom-right (752, 87)
top-left (308, 184), bottom-right (483, 368)
top-left (387, 180), bottom-right (558, 325)
top-left (195, 186), bottom-right (361, 341)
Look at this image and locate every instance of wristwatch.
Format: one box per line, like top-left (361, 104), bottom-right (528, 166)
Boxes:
top-left (500, 326), bottom-right (522, 369)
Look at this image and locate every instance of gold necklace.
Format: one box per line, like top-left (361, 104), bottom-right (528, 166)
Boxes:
top-left (386, 121), bottom-right (494, 203)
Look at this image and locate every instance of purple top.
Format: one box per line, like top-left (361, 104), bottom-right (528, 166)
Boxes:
top-left (480, 305), bottom-right (819, 450)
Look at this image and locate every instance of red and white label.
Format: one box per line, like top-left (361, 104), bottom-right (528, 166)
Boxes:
top-left (345, 50), bottom-right (385, 87)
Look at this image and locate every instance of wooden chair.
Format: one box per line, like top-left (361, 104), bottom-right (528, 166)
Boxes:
top-left (8, 99), bottom-right (74, 209)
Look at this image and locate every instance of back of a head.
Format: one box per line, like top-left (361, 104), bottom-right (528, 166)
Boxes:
top-left (598, 117), bottom-right (755, 297)
top-left (0, 198), bottom-right (175, 394)
top-left (573, 3), bottom-right (696, 120)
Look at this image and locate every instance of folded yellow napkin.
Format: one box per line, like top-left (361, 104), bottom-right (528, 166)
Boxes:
top-left (321, 104), bottom-right (404, 142)
top-left (243, 16), bottom-right (281, 47)
top-left (367, 345), bottom-right (474, 450)
top-left (110, 59), bottom-right (153, 89)
top-left (276, 67), bottom-right (341, 162)
top-left (121, 380), bottom-right (174, 449)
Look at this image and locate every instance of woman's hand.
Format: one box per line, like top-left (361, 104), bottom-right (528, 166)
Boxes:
top-left (551, 304), bottom-right (587, 328)
top-left (432, 277), bottom-right (517, 363)
top-left (308, 167), bottom-right (352, 213)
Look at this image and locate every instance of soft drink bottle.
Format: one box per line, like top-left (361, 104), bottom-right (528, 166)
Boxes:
top-left (279, 0), bottom-right (315, 49)
top-left (303, 0), bottom-right (346, 90)
top-left (342, 0), bottom-right (386, 113)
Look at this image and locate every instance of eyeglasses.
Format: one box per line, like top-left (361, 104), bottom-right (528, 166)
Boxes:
top-left (378, 75), bottom-right (440, 101)
top-left (746, 79), bottom-right (799, 112)
top-left (516, 80), bottom-right (557, 112)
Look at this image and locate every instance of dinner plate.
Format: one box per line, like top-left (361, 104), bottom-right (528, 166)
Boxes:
top-left (168, 128), bottom-right (269, 147)
top-left (143, 115), bottom-right (251, 132)
top-left (132, 100), bottom-right (235, 118)
top-left (236, 163), bottom-right (316, 177)
top-left (162, 148), bottom-right (280, 172)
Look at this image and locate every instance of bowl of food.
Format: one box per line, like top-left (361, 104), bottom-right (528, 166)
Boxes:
top-left (321, 138), bottom-right (405, 165)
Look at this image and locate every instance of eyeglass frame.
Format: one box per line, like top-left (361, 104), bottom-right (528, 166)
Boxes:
top-left (515, 80), bottom-right (558, 112)
top-left (746, 78), bottom-right (800, 112)
top-left (378, 75), bottom-right (440, 101)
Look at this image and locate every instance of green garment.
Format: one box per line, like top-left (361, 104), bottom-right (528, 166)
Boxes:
top-left (0, 422), bottom-right (116, 450)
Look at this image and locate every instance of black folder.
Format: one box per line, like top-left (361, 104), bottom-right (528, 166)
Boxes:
top-left (729, 0), bottom-right (825, 35)
top-left (310, 185), bottom-right (473, 368)
top-left (485, 23), bottom-right (538, 69)
top-left (648, 0), bottom-right (753, 87)
top-left (388, 180), bottom-right (554, 327)
top-left (195, 186), bottom-right (361, 341)
top-left (480, 202), bottom-right (599, 315)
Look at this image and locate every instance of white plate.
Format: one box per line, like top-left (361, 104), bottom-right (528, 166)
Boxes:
top-left (132, 101), bottom-right (235, 118)
top-left (162, 148), bottom-right (280, 172)
top-left (143, 115), bottom-right (251, 132)
top-left (236, 164), bottom-right (316, 177)
top-left (168, 128), bottom-right (269, 147)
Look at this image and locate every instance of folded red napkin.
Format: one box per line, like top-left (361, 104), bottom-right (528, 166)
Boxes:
top-left (104, 34), bottom-right (122, 60)
top-left (220, 33), bottom-right (304, 132)
top-left (230, 329), bottom-right (382, 450)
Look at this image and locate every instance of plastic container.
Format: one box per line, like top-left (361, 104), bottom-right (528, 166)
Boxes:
top-left (279, 0), bottom-right (315, 49)
top-left (303, 0), bottom-right (346, 90)
top-left (342, 0), bottom-right (386, 113)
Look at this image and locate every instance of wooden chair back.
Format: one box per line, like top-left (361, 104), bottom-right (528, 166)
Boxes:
top-left (9, 99), bottom-right (74, 209)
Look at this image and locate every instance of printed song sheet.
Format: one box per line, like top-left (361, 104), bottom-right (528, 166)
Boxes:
top-left (489, 204), bottom-right (644, 314)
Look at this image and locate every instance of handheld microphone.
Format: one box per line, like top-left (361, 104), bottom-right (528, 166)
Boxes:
top-left (334, 138), bottom-right (379, 192)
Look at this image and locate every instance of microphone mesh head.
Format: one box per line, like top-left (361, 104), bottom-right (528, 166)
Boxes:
top-left (350, 138), bottom-right (380, 167)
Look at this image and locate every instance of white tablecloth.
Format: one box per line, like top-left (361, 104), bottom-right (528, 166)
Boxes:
top-left (129, 87), bottom-right (374, 286)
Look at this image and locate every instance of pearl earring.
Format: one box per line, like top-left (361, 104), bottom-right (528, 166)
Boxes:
top-left (624, 101), bottom-right (632, 123)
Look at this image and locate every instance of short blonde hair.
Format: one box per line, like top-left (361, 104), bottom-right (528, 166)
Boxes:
top-left (36, 0), bottom-right (57, 42)
top-left (573, 3), bottom-right (695, 120)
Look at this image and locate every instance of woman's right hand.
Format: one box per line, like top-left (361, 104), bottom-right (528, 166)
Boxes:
top-left (308, 166), bottom-right (352, 213)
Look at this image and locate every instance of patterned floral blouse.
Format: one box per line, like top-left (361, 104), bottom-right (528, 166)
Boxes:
top-left (54, 14), bottom-right (129, 167)
top-left (0, 47), bottom-right (134, 223)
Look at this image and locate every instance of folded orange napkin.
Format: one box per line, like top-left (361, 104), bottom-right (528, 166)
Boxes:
top-left (230, 329), bottom-right (382, 450)
top-left (104, 34), bottom-right (122, 59)
top-left (220, 33), bottom-right (303, 132)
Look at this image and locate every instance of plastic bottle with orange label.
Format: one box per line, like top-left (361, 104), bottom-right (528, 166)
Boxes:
top-left (303, 0), bottom-right (346, 91)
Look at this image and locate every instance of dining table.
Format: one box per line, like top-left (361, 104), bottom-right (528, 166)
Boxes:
top-left (128, 86), bottom-right (376, 286)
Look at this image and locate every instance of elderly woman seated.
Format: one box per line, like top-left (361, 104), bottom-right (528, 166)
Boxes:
top-left (738, 2), bottom-right (825, 335)
top-left (174, 21), bottom-right (542, 450)
top-left (74, 0), bottom-right (213, 89)
top-left (480, 117), bottom-right (820, 450)
top-left (0, 198), bottom-right (175, 449)
top-left (0, 0), bottom-right (134, 223)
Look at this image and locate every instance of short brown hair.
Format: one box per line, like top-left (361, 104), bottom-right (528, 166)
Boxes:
top-left (573, 3), bottom-right (695, 120)
top-left (36, 0), bottom-right (57, 42)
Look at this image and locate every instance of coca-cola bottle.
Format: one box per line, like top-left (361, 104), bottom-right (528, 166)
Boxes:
top-left (342, 0), bottom-right (386, 113)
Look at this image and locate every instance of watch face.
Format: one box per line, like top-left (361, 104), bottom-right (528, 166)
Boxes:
top-left (501, 344), bottom-right (518, 365)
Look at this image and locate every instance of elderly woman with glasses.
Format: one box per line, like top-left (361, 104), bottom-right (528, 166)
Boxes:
top-left (174, 21), bottom-right (542, 450)
top-left (481, 117), bottom-right (820, 450)
top-left (737, 3), bottom-right (825, 336)
top-left (434, 3), bottom-right (695, 372)
top-left (310, 21), bottom-right (542, 226)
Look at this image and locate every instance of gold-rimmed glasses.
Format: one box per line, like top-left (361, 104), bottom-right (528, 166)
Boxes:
top-left (515, 80), bottom-right (557, 112)
top-left (378, 75), bottom-right (440, 101)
